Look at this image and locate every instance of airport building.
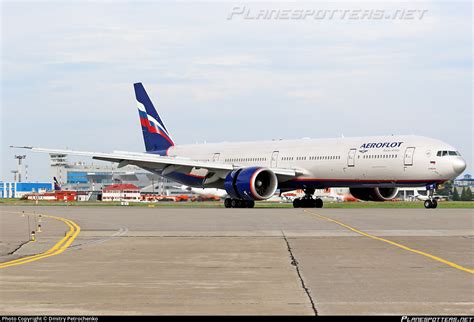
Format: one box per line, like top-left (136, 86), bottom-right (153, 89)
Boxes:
top-left (0, 153), bottom-right (191, 200)
top-left (0, 182), bottom-right (54, 199)
top-left (51, 153), bottom-right (152, 190)
top-left (25, 190), bottom-right (79, 202)
top-left (102, 184), bottom-right (141, 202)
top-left (454, 174), bottom-right (474, 187)
top-left (49, 153), bottom-right (184, 195)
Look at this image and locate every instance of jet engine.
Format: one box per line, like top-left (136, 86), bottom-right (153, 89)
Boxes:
top-left (349, 187), bottom-right (399, 202)
top-left (224, 167), bottom-right (278, 201)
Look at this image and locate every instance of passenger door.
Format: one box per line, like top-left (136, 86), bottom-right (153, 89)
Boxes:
top-left (212, 153), bottom-right (220, 162)
top-left (347, 148), bottom-right (357, 167)
top-left (270, 151), bottom-right (279, 168)
top-left (404, 147), bottom-right (415, 166)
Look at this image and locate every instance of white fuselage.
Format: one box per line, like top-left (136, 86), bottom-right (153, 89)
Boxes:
top-left (156, 135), bottom-right (465, 191)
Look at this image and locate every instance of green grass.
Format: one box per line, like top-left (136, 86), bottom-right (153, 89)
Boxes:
top-left (320, 201), bottom-right (474, 208)
top-left (0, 199), bottom-right (473, 208)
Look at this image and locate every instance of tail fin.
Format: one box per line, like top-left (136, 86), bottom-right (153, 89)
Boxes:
top-left (134, 83), bottom-right (175, 153)
top-left (53, 177), bottom-right (61, 191)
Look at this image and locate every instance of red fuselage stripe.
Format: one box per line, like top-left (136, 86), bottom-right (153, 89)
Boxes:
top-left (291, 178), bottom-right (446, 183)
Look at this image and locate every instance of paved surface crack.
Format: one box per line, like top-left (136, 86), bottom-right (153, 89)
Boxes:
top-left (282, 231), bottom-right (318, 316)
top-left (8, 241), bottom-right (30, 255)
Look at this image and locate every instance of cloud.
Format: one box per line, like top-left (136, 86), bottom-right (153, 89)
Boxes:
top-left (193, 54), bottom-right (268, 67)
top-left (1, 1), bottom-right (472, 180)
top-left (287, 89), bottom-right (324, 101)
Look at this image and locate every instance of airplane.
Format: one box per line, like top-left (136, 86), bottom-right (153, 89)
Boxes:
top-left (53, 177), bottom-right (61, 191)
top-left (412, 189), bottom-right (449, 202)
top-left (314, 188), bottom-right (358, 203)
top-left (282, 188), bottom-right (350, 202)
top-left (12, 83), bottom-right (467, 209)
top-left (180, 185), bottom-right (228, 199)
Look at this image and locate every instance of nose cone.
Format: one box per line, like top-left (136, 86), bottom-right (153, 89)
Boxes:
top-left (452, 158), bottom-right (467, 174)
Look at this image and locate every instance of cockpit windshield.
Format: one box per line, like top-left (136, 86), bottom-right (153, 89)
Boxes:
top-left (437, 150), bottom-right (461, 157)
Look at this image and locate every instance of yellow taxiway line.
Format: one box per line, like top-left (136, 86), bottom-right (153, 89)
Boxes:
top-left (303, 209), bottom-right (474, 275)
top-left (0, 211), bottom-right (80, 269)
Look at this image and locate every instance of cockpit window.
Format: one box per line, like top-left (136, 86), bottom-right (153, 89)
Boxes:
top-left (437, 150), bottom-right (461, 157)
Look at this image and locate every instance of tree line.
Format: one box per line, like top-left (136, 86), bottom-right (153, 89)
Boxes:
top-left (452, 187), bottom-right (473, 201)
top-left (436, 180), bottom-right (473, 201)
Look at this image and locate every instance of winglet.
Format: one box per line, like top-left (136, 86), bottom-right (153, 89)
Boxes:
top-left (10, 146), bottom-right (33, 149)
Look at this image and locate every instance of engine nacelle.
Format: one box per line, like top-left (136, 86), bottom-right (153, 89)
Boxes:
top-left (349, 187), bottom-right (399, 202)
top-left (224, 167), bottom-right (278, 201)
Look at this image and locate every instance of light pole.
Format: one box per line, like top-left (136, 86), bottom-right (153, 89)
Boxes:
top-left (11, 170), bottom-right (18, 182)
top-left (14, 155), bottom-right (26, 182)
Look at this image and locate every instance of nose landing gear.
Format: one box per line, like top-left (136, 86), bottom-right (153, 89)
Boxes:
top-left (424, 183), bottom-right (438, 209)
top-left (292, 188), bottom-right (324, 208)
top-left (424, 199), bottom-right (438, 209)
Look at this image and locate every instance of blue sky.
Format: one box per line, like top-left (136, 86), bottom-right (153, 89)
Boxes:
top-left (1, 1), bottom-right (472, 182)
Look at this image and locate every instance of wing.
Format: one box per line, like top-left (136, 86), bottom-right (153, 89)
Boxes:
top-left (12, 146), bottom-right (298, 184)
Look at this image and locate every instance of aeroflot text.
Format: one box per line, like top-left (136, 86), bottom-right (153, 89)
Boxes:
top-left (360, 142), bottom-right (403, 149)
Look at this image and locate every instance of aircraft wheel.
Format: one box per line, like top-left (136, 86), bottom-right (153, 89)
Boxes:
top-left (424, 200), bottom-right (433, 209)
top-left (431, 199), bottom-right (438, 209)
top-left (231, 199), bottom-right (238, 208)
top-left (224, 198), bottom-right (232, 208)
top-left (303, 198), bottom-right (316, 208)
top-left (238, 199), bottom-right (246, 208)
top-left (315, 198), bottom-right (323, 208)
top-left (293, 198), bottom-right (301, 208)
top-left (246, 200), bottom-right (255, 208)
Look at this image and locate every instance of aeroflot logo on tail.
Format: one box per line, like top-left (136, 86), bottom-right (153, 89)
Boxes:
top-left (360, 142), bottom-right (403, 149)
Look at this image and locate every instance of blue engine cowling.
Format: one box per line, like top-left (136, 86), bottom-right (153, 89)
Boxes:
top-left (224, 167), bottom-right (278, 201)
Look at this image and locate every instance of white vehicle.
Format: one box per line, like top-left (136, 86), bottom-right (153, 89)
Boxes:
top-left (412, 189), bottom-right (449, 202)
top-left (14, 83), bottom-right (467, 209)
top-left (180, 185), bottom-right (228, 199)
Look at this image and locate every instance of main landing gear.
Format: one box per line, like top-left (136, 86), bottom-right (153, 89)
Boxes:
top-left (424, 183), bottom-right (438, 209)
top-left (224, 198), bottom-right (255, 208)
top-left (292, 188), bottom-right (323, 208)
